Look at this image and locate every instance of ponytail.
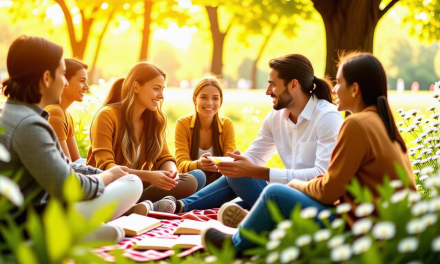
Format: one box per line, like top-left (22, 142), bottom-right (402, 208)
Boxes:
top-left (311, 76), bottom-right (335, 105)
top-left (377, 96), bottom-right (407, 152)
top-left (102, 78), bottom-right (124, 107)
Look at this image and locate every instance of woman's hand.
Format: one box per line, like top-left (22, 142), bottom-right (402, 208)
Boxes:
top-left (99, 165), bottom-right (129, 185)
top-left (142, 171), bottom-right (178, 190)
top-left (198, 153), bottom-right (218, 172)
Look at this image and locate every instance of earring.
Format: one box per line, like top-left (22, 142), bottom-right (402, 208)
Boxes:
top-left (352, 94), bottom-right (355, 98)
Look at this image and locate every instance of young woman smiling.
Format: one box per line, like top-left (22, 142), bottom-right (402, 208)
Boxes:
top-left (45, 58), bottom-right (88, 162)
top-left (175, 75), bottom-right (236, 187)
top-left (87, 62), bottom-right (205, 211)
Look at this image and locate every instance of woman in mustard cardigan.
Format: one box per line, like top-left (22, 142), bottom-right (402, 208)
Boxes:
top-left (87, 62), bottom-right (205, 213)
top-left (175, 75), bottom-right (236, 186)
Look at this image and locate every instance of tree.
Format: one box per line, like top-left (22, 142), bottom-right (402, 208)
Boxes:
top-left (401, 0), bottom-right (440, 42)
top-left (311, 0), bottom-right (400, 79)
top-left (235, 0), bottom-right (314, 88)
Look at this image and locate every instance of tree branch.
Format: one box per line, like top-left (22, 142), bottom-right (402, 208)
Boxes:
top-left (380, 0), bottom-right (399, 18)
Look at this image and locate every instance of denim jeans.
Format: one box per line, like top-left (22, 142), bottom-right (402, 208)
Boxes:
top-left (232, 184), bottom-right (336, 252)
top-left (180, 176), bottom-right (268, 212)
top-left (186, 169), bottom-right (206, 192)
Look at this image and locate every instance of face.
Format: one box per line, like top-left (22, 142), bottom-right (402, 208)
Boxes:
top-left (267, 68), bottom-right (294, 110)
top-left (64, 68), bottom-right (89, 102)
top-left (193, 85), bottom-right (222, 118)
top-left (134, 75), bottom-right (165, 112)
top-left (43, 58), bottom-right (68, 105)
top-left (334, 65), bottom-right (354, 112)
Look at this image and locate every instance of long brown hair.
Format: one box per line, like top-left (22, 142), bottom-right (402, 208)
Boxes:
top-left (98, 62), bottom-right (168, 168)
top-left (190, 75), bottom-right (224, 160)
top-left (338, 52), bottom-right (407, 152)
top-left (269, 54), bottom-right (334, 104)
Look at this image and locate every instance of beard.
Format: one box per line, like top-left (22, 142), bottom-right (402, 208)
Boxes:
top-left (273, 86), bottom-right (293, 110)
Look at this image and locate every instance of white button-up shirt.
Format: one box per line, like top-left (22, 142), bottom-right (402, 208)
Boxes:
top-left (243, 95), bottom-right (343, 184)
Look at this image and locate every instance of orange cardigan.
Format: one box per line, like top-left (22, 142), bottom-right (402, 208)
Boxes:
top-left (86, 105), bottom-right (176, 171)
top-left (175, 114), bottom-right (236, 173)
top-left (45, 104), bottom-right (75, 140)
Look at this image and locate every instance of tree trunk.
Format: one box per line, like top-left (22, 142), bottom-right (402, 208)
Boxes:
top-left (312, 0), bottom-right (399, 79)
top-left (251, 20), bottom-right (279, 89)
top-left (205, 6), bottom-right (229, 77)
top-left (89, 8), bottom-right (115, 84)
top-left (139, 0), bottom-right (154, 62)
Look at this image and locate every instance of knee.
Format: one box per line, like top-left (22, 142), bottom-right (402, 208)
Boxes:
top-left (261, 184), bottom-right (290, 200)
top-left (116, 174), bottom-right (143, 200)
top-left (188, 169), bottom-right (206, 188)
top-left (177, 174), bottom-right (198, 198)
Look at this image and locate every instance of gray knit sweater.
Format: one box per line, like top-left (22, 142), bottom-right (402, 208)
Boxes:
top-left (0, 99), bottom-right (104, 207)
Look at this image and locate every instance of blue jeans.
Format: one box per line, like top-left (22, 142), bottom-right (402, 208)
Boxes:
top-left (180, 176), bottom-right (268, 212)
top-left (186, 169), bottom-right (206, 192)
top-left (232, 184), bottom-right (335, 251)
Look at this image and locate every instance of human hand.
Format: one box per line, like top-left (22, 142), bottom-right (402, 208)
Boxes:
top-left (198, 153), bottom-right (218, 172)
top-left (107, 165), bottom-right (129, 181)
top-left (287, 178), bottom-right (307, 192)
top-left (146, 171), bottom-right (178, 190)
top-left (215, 152), bottom-right (254, 178)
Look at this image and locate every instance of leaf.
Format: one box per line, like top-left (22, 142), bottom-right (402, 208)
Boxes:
top-left (243, 246), bottom-right (269, 256)
top-left (266, 199), bottom-right (284, 224)
top-left (377, 176), bottom-right (394, 201)
top-left (66, 205), bottom-right (89, 239)
top-left (362, 187), bottom-right (373, 203)
top-left (346, 177), bottom-right (363, 203)
top-left (16, 242), bottom-right (38, 264)
top-left (394, 163), bottom-right (410, 188)
top-left (88, 201), bottom-right (117, 230)
top-left (63, 173), bottom-right (84, 203)
top-left (43, 199), bottom-right (72, 263)
top-left (238, 226), bottom-right (268, 246)
top-left (218, 238), bottom-right (236, 264)
top-left (26, 207), bottom-right (48, 264)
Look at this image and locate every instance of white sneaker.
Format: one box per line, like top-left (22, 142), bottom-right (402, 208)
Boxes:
top-left (82, 224), bottom-right (125, 244)
top-left (152, 196), bottom-right (176, 213)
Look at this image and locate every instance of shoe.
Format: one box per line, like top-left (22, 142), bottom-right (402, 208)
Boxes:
top-left (133, 200), bottom-right (154, 215)
top-left (82, 224), bottom-right (125, 244)
top-left (218, 202), bottom-right (248, 228)
top-left (201, 227), bottom-right (232, 254)
top-left (153, 197), bottom-right (176, 213)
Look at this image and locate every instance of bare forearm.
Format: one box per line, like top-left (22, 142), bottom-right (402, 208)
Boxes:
top-left (246, 165), bottom-right (270, 181)
top-left (160, 161), bottom-right (177, 172)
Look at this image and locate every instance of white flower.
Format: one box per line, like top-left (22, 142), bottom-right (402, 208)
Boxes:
top-left (430, 197), bottom-right (440, 212)
top-left (330, 244), bottom-right (352, 262)
top-left (295, 234), bottom-right (312, 247)
top-left (411, 109), bottom-right (420, 116)
top-left (432, 189), bottom-right (438, 197)
top-left (0, 176), bottom-right (24, 207)
top-left (331, 218), bottom-right (344, 229)
top-left (266, 252), bottom-right (279, 264)
top-left (266, 239), bottom-right (281, 250)
top-left (336, 203), bottom-right (352, 214)
top-left (413, 170), bottom-right (420, 174)
top-left (250, 255), bottom-right (260, 261)
top-left (406, 261), bottom-right (422, 264)
top-left (427, 105), bottom-right (437, 111)
top-left (408, 151), bottom-right (417, 156)
top-left (277, 220), bottom-right (292, 230)
top-left (398, 237), bottom-right (419, 253)
top-left (433, 89), bottom-right (440, 98)
top-left (400, 112), bottom-right (407, 117)
top-left (420, 175), bottom-right (429, 181)
top-left (432, 236), bottom-right (440, 252)
top-left (396, 108), bottom-right (404, 113)
top-left (432, 120), bottom-right (440, 127)
top-left (372, 222), bottom-right (396, 240)
top-left (437, 150), bottom-right (440, 155)
top-left (415, 115), bottom-right (425, 121)
top-left (424, 137), bottom-right (434, 144)
top-left (420, 159), bottom-right (428, 164)
top-left (390, 180), bottom-right (403, 188)
top-left (405, 125), bottom-right (417, 132)
top-left (420, 132), bottom-right (428, 138)
top-left (432, 155), bottom-right (439, 161)
top-left (352, 218), bottom-right (373, 236)
top-left (425, 176), bottom-right (440, 188)
top-left (382, 201), bottom-right (389, 208)
top-left (411, 201), bottom-right (429, 216)
top-left (408, 191), bottom-right (422, 203)
top-left (355, 203), bottom-right (375, 217)
top-left (406, 218), bottom-right (427, 234)
top-left (422, 213), bottom-right (438, 226)
top-left (391, 189), bottom-right (409, 204)
top-left (427, 126), bottom-right (437, 133)
top-left (416, 184), bottom-right (421, 188)
top-left (318, 209), bottom-right (332, 219)
top-left (420, 148), bottom-right (432, 155)
top-left (204, 255), bottom-right (218, 263)
top-left (412, 160), bottom-right (420, 165)
top-left (398, 128), bottom-right (404, 132)
top-left (435, 81), bottom-right (440, 90)
top-left (0, 144), bottom-right (11, 162)
top-left (396, 121), bottom-right (404, 126)
top-left (327, 235), bottom-right (345, 248)
top-left (424, 118), bottom-right (432, 124)
top-left (352, 236), bottom-right (372, 255)
top-left (415, 144), bottom-right (424, 150)
top-left (314, 229), bottom-right (331, 242)
top-left (300, 206), bottom-right (318, 219)
top-left (421, 166), bottom-right (434, 175)
top-left (431, 113), bottom-right (440, 119)
top-left (280, 247), bottom-right (299, 263)
top-left (269, 228), bottom-right (286, 241)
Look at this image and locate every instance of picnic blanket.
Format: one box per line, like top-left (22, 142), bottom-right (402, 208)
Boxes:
top-left (94, 209), bottom-right (220, 262)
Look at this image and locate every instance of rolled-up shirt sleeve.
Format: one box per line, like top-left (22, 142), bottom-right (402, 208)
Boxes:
top-left (13, 119), bottom-right (104, 201)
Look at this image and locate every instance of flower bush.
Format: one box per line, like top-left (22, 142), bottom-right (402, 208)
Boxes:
top-left (396, 81), bottom-right (440, 199)
top-left (206, 164), bottom-right (440, 264)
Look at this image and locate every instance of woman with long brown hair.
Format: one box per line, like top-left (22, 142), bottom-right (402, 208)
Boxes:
top-left (87, 62), bottom-right (205, 213)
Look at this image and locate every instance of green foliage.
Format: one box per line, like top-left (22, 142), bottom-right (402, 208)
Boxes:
top-left (402, 0), bottom-right (440, 43)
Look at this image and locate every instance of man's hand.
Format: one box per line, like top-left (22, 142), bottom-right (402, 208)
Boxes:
top-left (215, 151), bottom-right (269, 180)
top-left (198, 153), bottom-right (218, 172)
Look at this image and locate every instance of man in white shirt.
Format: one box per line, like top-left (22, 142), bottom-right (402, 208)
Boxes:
top-left (171, 54), bottom-right (343, 215)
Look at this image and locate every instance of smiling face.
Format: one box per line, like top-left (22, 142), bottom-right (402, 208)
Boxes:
top-left (334, 65), bottom-right (355, 112)
top-left (134, 75), bottom-right (165, 112)
top-left (193, 85), bottom-right (222, 118)
top-left (64, 68), bottom-right (88, 102)
top-left (267, 68), bottom-right (294, 110)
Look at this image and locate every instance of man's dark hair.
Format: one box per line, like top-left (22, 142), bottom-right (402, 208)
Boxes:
top-left (1, 36), bottom-right (63, 104)
top-left (65, 58), bottom-right (88, 81)
top-left (269, 54), bottom-right (334, 104)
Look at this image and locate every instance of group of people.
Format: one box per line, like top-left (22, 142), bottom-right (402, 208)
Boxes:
top-left (0, 35), bottom-right (416, 253)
